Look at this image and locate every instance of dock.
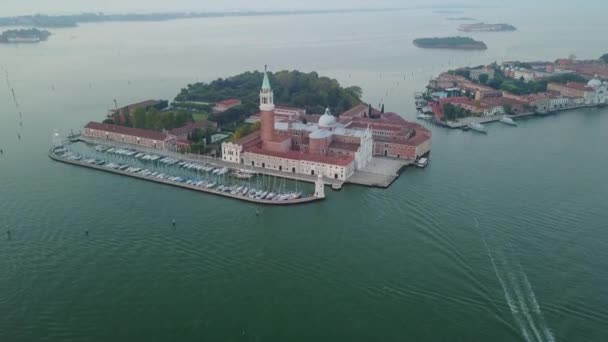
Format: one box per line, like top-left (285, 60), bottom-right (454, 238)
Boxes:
top-left (441, 103), bottom-right (602, 129)
top-left (347, 157), bottom-right (410, 188)
top-left (48, 147), bottom-right (324, 206)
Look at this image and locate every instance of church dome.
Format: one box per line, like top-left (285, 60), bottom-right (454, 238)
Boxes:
top-left (318, 107), bottom-right (337, 128)
top-left (587, 75), bottom-right (602, 89)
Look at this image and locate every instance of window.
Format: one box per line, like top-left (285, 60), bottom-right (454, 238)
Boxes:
top-left (262, 163), bottom-right (265, 168)
top-left (252, 161), bottom-right (255, 166)
top-left (311, 170), bottom-right (315, 175)
top-left (279, 166), bottom-right (282, 171)
top-left (292, 167), bottom-right (296, 173)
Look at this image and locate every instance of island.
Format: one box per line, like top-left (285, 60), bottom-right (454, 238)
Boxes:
top-left (413, 37), bottom-right (487, 50)
top-left (50, 68), bottom-right (433, 205)
top-left (458, 22), bottom-right (517, 32)
top-left (416, 54), bottom-right (608, 129)
top-left (0, 28), bottom-right (50, 43)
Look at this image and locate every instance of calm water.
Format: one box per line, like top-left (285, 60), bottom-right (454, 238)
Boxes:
top-left (1, 7), bottom-right (608, 342)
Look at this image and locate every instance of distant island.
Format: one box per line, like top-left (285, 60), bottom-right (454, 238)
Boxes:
top-left (0, 28), bottom-right (50, 43)
top-left (458, 22), bottom-right (517, 32)
top-left (0, 9), bottom-right (407, 28)
top-left (446, 17), bottom-right (476, 21)
top-left (413, 37), bottom-right (487, 50)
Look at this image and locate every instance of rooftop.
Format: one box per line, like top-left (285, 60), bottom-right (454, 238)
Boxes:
top-left (85, 121), bottom-right (168, 141)
top-left (246, 147), bottom-right (354, 166)
top-left (216, 99), bottom-right (241, 106)
top-left (328, 141), bottom-right (360, 152)
top-left (169, 120), bottom-right (216, 137)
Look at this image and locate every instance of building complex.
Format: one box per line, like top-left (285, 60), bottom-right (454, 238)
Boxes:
top-left (222, 69), bottom-right (431, 181)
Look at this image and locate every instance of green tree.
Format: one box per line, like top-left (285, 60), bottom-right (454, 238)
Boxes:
top-left (478, 73), bottom-right (489, 84)
top-left (601, 54), bottom-right (608, 63)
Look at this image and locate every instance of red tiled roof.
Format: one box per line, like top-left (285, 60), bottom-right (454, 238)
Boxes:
top-left (169, 120), bottom-right (216, 136)
top-left (246, 147), bottom-right (354, 166)
top-left (175, 139), bottom-right (191, 146)
top-left (328, 141), bottom-right (360, 152)
top-left (84, 122), bottom-right (168, 141)
top-left (216, 99), bottom-right (241, 106)
top-left (234, 130), bottom-right (262, 146)
top-left (480, 97), bottom-right (527, 107)
top-left (339, 103), bottom-right (369, 117)
top-left (564, 82), bottom-right (593, 91)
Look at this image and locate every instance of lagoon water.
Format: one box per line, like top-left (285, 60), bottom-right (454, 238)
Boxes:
top-left (1, 6), bottom-right (608, 342)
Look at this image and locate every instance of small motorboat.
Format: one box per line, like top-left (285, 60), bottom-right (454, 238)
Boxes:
top-left (415, 157), bottom-right (428, 168)
top-left (499, 116), bottom-right (517, 126)
top-left (467, 122), bottom-right (487, 133)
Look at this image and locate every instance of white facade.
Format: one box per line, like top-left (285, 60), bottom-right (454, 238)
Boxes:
top-left (585, 83), bottom-right (608, 105)
top-left (483, 105), bottom-right (505, 116)
top-left (353, 130), bottom-right (374, 170)
top-left (222, 142), bottom-right (242, 163)
top-left (243, 151), bottom-right (355, 181)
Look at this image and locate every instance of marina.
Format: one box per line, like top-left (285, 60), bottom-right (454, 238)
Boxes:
top-left (49, 141), bottom-right (324, 205)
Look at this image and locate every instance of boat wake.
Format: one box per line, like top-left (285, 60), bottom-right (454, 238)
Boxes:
top-left (474, 218), bottom-right (556, 342)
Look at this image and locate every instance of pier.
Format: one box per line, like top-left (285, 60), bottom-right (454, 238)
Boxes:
top-left (48, 146), bottom-right (324, 206)
top-left (440, 103), bottom-right (602, 129)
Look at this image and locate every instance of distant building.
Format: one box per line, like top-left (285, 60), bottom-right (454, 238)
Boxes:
top-left (168, 120), bottom-right (218, 140)
top-left (213, 99), bottom-right (241, 112)
top-left (547, 82), bottom-right (594, 101)
top-left (469, 66), bottom-right (495, 82)
top-left (83, 122), bottom-right (168, 149)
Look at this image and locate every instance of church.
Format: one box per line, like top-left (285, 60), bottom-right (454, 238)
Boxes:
top-left (222, 68), bottom-right (431, 181)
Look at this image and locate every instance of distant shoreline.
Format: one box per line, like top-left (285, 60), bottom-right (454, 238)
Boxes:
top-left (0, 8), bottom-right (412, 28)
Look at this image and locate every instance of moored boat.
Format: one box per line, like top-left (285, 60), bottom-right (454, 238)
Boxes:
top-left (499, 116), bottom-right (517, 126)
top-left (467, 122), bottom-right (487, 133)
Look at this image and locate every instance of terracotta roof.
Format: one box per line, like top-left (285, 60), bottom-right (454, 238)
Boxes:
top-left (339, 103), bottom-right (369, 117)
top-left (328, 141), bottom-right (360, 152)
top-left (84, 122), bottom-right (168, 141)
top-left (234, 130), bottom-right (262, 146)
top-left (246, 147), bottom-right (354, 166)
top-left (480, 97), bottom-right (527, 107)
top-left (216, 99), bottom-right (241, 106)
top-left (169, 120), bottom-right (216, 136)
top-left (564, 82), bottom-right (594, 91)
top-left (175, 139), bottom-right (191, 145)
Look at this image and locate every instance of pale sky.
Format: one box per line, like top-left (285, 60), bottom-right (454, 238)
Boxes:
top-left (0, 0), bottom-right (601, 16)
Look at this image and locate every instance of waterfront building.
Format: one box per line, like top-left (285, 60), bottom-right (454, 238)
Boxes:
top-left (168, 120), bottom-right (217, 140)
top-left (222, 68), bottom-right (431, 181)
top-left (547, 81), bottom-right (607, 105)
top-left (469, 66), bottom-right (495, 82)
top-left (213, 99), bottom-right (241, 112)
top-left (83, 122), bottom-right (169, 149)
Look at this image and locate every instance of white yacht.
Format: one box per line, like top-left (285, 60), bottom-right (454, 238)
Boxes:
top-left (499, 116), bottom-right (517, 126)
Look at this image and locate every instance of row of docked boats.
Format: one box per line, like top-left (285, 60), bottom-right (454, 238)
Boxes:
top-left (60, 147), bottom-right (306, 202)
top-left (95, 145), bottom-right (257, 177)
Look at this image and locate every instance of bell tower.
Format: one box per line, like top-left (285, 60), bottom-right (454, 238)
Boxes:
top-left (260, 66), bottom-right (275, 143)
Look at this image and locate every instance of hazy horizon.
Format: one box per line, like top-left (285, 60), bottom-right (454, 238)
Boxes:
top-left (1, 0), bottom-right (602, 17)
